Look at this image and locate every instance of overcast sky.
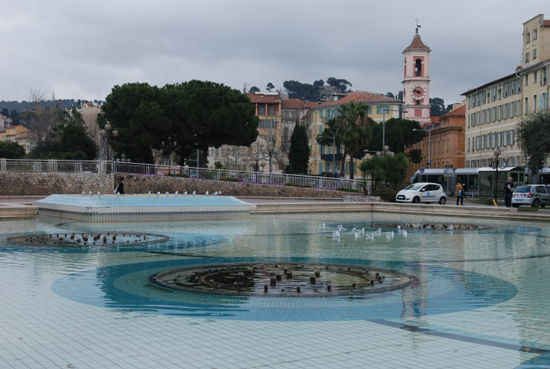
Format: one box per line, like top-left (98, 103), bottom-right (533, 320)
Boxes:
top-left (1, 0), bottom-right (548, 104)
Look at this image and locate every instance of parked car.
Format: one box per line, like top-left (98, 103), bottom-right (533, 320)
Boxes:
top-left (395, 182), bottom-right (447, 204)
top-left (512, 185), bottom-right (550, 208)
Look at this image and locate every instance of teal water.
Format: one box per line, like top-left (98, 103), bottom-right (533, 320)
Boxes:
top-left (1, 212), bottom-right (549, 368)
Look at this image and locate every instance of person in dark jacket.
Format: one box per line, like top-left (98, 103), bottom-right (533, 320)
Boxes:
top-left (504, 177), bottom-right (515, 207)
top-left (114, 177), bottom-right (125, 194)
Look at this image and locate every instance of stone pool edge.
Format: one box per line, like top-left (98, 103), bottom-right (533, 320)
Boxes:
top-left (2, 200), bottom-right (550, 222)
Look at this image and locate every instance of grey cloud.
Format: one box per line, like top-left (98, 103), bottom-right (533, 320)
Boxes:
top-left (0, 0), bottom-right (548, 104)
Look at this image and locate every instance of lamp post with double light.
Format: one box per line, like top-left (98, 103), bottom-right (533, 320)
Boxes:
top-left (491, 147), bottom-right (505, 202)
top-left (99, 122), bottom-right (119, 161)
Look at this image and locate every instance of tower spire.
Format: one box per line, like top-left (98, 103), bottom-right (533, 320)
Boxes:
top-left (415, 18), bottom-right (421, 34)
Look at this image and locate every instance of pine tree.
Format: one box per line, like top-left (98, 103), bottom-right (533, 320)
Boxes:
top-left (288, 124), bottom-right (310, 174)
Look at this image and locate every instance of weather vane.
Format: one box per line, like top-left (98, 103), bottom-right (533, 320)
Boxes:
top-left (415, 18), bottom-right (421, 34)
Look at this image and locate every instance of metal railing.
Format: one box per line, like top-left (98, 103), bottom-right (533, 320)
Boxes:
top-left (0, 159), bottom-right (369, 192)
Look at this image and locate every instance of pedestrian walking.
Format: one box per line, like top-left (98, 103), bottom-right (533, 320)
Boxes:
top-left (455, 182), bottom-right (464, 205)
top-left (504, 177), bottom-right (515, 207)
top-left (114, 177), bottom-right (125, 194)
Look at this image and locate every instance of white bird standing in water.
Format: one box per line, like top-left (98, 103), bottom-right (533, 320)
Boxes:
top-left (192, 190), bottom-right (196, 195)
top-left (183, 191), bottom-right (187, 195)
top-left (402, 230), bottom-right (408, 237)
top-left (205, 191), bottom-right (209, 195)
top-left (332, 230), bottom-right (341, 241)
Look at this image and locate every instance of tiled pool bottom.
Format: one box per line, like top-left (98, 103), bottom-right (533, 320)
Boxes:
top-left (1, 214), bottom-right (550, 368)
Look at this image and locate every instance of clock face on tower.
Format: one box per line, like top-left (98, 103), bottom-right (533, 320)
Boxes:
top-left (412, 86), bottom-right (425, 101)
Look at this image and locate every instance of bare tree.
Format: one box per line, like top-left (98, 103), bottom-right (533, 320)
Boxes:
top-left (24, 89), bottom-right (63, 145)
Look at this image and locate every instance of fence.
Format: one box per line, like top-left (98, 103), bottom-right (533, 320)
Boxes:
top-left (0, 159), bottom-right (369, 192)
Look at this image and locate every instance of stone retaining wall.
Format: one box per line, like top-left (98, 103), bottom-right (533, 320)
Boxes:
top-left (0, 172), bottom-right (349, 198)
top-left (121, 174), bottom-right (346, 198)
top-left (0, 172), bottom-right (114, 195)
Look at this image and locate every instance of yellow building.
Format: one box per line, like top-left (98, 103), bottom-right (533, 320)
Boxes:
top-left (303, 91), bottom-right (402, 177)
top-left (0, 125), bottom-right (32, 153)
top-left (519, 15), bottom-right (550, 116)
top-left (464, 14), bottom-right (550, 169)
top-left (463, 73), bottom-right (523, 168)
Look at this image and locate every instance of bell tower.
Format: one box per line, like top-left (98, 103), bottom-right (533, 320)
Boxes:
top-left (402, 24), bottom-right (431, 126)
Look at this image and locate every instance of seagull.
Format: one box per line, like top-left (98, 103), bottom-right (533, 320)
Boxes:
top-left (402, 230), bottom-right (408, 237)
top-left (97, 192), bottom-right (101, 196)
top-left (175, 191), bottom-right (178, 195)
top-left (192, 190), bottom-right (196, 195)
top-left (205, 191), bottom-right (209, 195)
top-left (157, 191), bottom-right (161, 196)
top-left (148, 191), bottom-right (151, 195)
top-left (183, 191), bottom-right (187, 195)
top-left (332, 230), bottom-right (341, 241)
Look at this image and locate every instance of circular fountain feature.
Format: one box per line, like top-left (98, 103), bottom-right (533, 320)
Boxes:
top-left (8, 232), bottom-right (169, 247)
top-left (372, 223), bottom-right (492, 231)
top-left (150, 262), bottom-right (416, 297)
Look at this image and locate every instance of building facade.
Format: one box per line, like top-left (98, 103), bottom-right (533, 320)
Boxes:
top-left (208, 92), bottom-right (310, 173)
top-left (407, 104), bottom-right (466, 177)
top-left (463, 14), bottom-right (550, 169)
top-left (402, 27), bottom-right (432, 126)
top-left (304, 91), bottom-right (402, 177)
top-left (463, 73), bottom-right (523, 168)
top-left (0, 125), bottom-right (32, 153)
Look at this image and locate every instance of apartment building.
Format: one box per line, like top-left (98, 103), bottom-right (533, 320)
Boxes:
top-left (303, 91), bottom-right (402, 177)
top-left (407, 104), bottom-right (465, 177)
top-left (463, 73), bottom-right (522, 168)
top-left (463, 14), bottom-right (550, 169)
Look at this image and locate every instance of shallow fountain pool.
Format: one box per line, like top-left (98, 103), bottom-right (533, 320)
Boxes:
top-left (1, 212), bottom-right (549, 368)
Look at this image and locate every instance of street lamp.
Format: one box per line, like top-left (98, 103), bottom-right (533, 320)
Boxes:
top-left (100, 122), bottom-right (118, 160)
top-left (491, 147), bottom-right (504, 202)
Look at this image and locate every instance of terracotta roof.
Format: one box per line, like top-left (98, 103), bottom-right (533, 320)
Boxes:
top-left (403, 33), bottom-right (431, 53)
top-left (246, 93), bottom-right (281, 104)
top-left (445, 104), bottom-right (466, 117)
top-left (311, 91), bottom-right (401, 109)
top-left (544, 20), bottom-right (550, 27)
top-left (282, 98), bottom-right (308, 109)
top-left (430, 116), bottom-right (440, 124)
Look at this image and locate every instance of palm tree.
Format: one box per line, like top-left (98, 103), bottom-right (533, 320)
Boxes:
top-left (316, 118), bottom-right (342, 174)
top-left (334, 102), bottom-right (373, 179)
